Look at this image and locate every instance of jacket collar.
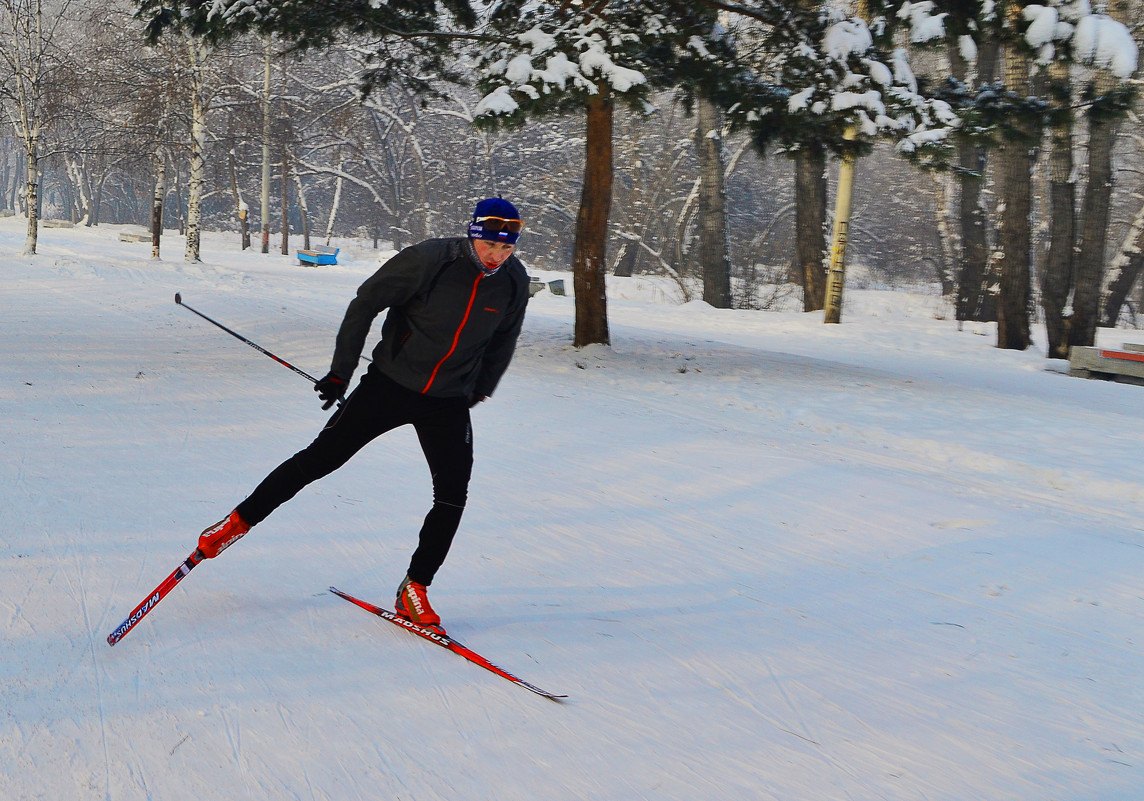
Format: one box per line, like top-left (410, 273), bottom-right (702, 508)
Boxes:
top-left (465, 237), bottom-right (501, 277)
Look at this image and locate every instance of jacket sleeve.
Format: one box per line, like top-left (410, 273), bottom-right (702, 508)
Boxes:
top-left (329, 243), bottom-right (437, 381)
top-left (474, 266), bottom-right (529, 398)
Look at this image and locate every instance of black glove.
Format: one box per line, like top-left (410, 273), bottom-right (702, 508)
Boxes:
top-left (314, 373), bottom-right (347, 410)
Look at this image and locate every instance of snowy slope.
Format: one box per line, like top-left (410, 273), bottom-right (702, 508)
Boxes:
top-left (2, 218), bottom-right (1142, 801)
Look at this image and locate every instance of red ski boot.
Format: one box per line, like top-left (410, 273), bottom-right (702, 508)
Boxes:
top-left (395, 575), bottom-right (444, 632)
top-left (197, 510), bottom-right (250, 558)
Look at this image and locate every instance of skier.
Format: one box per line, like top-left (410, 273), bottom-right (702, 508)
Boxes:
top-left (195, 198), bottom-right (529, 633)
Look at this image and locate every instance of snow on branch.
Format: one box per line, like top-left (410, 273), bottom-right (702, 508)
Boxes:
top-left (895, 1), bottom-right (947, 43)
top-left (476, 20), bottom-right (651, 120)
top-left (1072, 14), bottom-right (1138, 78)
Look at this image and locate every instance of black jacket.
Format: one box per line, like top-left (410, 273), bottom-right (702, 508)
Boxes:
top-left (330, 237), bottom-right (529, 398)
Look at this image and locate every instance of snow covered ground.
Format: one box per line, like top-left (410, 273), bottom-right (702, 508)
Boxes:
top-left (2, 218), bottom-right (1143, 801)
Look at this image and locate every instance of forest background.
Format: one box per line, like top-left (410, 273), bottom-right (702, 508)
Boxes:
top-left (0, 0), bottom-right (1141, 353)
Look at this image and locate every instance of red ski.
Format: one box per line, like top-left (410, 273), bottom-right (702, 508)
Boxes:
top-left (329, 587), bottom-right (566, 701)
top-left (107, 549), bottom-right (205, 646)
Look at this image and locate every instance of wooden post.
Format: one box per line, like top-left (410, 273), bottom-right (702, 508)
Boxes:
top-left (823, 126), bottom-right (858, 324)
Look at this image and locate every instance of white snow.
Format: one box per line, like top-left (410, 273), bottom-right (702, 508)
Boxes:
top-left (788, 85), bottom-right (816, 113)
top-left (1059, 0), bottom-right (1093, 22)
top-left (865, 58), bottom-right (894, 88)
top-left (892, 47), bottom-right (919, 94)
top-left (1022, 5), bottom-right (1061, 48)
top-left (821, 18), bottom-right (873, 61)
top-left (519, 25), bottom-right (558, 56)
top-left (578, 37), bottom-right (646, 93)
top-left (504, 53), bottom-right (535, 85)
top-left (687, 35), bottom-right (712, 59)
top-left (896, 1), bottom-right (948, 43)
top-left (958, 34), bottom-right (978, 64)
top-left (4, 219), bottom-right (1144, 800)
top-left (535, 52), bottom-right (584, 91)
top-left (831, 89), bottom-right (886, 117)
top-left (1073, 15), bottom-right (1139, 79)
top-left (472, 85), bottom-right (520, 116)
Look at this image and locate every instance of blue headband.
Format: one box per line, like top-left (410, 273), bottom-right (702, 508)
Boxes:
top-left (469, 198), bottom-right (522, 245)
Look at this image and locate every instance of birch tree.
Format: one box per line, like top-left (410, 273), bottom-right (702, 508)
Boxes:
top-left (1103, 201), bottom-right (1144, 324)
top-left (884, 1), bottom-right (1136, 351)
top-left (0, 0), bottom-right (78, 254)
top-left (1070, 3), bottom-right (1138, 347)
top-left (183, 32), bottom-right (211, 261)
top-left (260, 37), bottom-right (272, 253)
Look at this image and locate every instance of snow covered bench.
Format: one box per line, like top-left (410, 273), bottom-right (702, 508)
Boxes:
top-left (297, 246), bottom-right (339, 266)
top-left (1069, 343), bottom-right (1144, 385)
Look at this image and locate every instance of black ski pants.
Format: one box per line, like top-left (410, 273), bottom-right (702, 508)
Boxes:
top-left (236, 368), bottom-right (473, 586)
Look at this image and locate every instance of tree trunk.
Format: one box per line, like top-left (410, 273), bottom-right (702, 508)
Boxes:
top-left (1100, 0), bottom-right (1140, 325)
top-left (612, 239), bottom-right (638, 278)
top-left (66, 158), bottom-right (93, 226)
top-left (928, 172), bottom-right (957, 296)
top-left (694, 96), bottom-right (732, 308)
top-left (227, 148), bottom-right (250, 251)
top-left (823, 127), bottom-right (859, 325)
top-left (152, 154), bottom-right (166, 259)
top-left (572, 87), bottom-right (613, 347)
top-left (22, 144), bottom-right (38, 256)
top-left (325, 171), bottom-right (343, 247)
top-left (172, 167), bottom-right (185, 235)
top-left (1041, 60), bottom-right (1075, 359)
top-left (291, 162), bottom-right (310, 250)
top-left (953, 38), bottom-right (999, 322)
top-left (185, 40), bottom-right (207, 263)
top-left (995, 38), bottom-right (1033, 350)
top-left (1102, 199), bottom-right (1144, 325)
top-left (793, 144), bottom-right (827, 311)
top-left (280, 143), bottom-right (289, 255)
top-left (92, 173), bottom-right (106, 227)
top-left (1071, 71), bottom-right (1122, 348)
top-left (260, 39), bottom-right (272, 254)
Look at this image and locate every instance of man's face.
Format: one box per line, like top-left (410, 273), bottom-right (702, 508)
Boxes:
top-left (472, 239), bottom-right (515, 270)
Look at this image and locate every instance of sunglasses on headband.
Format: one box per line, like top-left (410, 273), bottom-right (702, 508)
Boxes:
top-left (474, 216), bottom-right (524, 234)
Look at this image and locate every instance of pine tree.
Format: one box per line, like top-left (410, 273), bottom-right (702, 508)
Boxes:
top-left (472, 2), bottom-right (729, 345)
top-left (717, 4), bottom-right (957, 318)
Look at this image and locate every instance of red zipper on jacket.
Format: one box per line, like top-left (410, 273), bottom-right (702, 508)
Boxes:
top-left (421, 272), bottom-right (484, 394)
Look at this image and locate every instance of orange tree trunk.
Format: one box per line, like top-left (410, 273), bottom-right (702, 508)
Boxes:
top-left (572, 87), bottom-right (613, 347)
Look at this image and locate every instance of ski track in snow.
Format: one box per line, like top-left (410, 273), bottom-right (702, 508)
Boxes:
top-left (2, 221), bottom-right (1143, 800)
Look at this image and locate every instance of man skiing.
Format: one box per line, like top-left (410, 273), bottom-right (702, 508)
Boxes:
top-left (195, 198), bottom-right (529, 633)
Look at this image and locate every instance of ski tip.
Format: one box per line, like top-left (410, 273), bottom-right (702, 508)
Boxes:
top-left (174, 292), bottom-right (182, 305)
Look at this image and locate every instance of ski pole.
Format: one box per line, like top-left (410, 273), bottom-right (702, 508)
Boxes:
top-left (174, 292), bottom-right (321, 384)
top-left (107, 549), bottom-right (205, 646)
